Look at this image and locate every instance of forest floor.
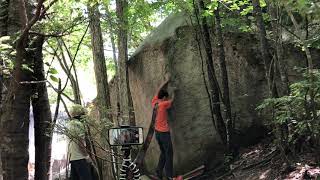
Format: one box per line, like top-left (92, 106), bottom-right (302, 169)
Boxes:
top-left (141, 138), bottom-right (320, 180)
top-left (203, 138), bottom-right (320, 180)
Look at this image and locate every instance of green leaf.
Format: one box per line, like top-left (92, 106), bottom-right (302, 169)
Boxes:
top-left (240, 6), bottom-right (253, 16)
top-left (230, 3), bottom-right (240, 11)
top-left (50, 75), bottom-right (59, 83)
top-left (48, 67), bottom-right (59, 74)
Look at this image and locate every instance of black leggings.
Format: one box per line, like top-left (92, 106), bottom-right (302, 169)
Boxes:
top-left (155, 131), bottom-right (173, 178)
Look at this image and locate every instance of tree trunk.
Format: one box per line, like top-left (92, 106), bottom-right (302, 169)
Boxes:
top-left (0, 152), bottom-right (2, 180)
top-left (88, 4), bottom-right (111, 121)
top-left (71, 62), bottom-right (81, 104)
top-left (1, 0), bottom-right (49, 179)
top-left (31, 35), bottom-right (52, 180)
top-left (0, 1), bottom-right (8, 179)
top-left (88, 3), bottom-right (112, 180)
top-left (116, 0), bottom-right (131, 125)
top-left (268, 2), bottom-right (290, 96)
top-left (105, 5), bottom-right (118, 74)
top-left (214, 3), bottom-right (234, 153)
top-left (284, 6), bottom-right (316, 121)
top-left (0, 0), bottom-right (9, 36)
top-left (0, 1), bottom-right (32, 179)
top-left (0, 0), bottom-right (9, 121)
top-left (197, 0), bottom-right (227, 145)
top-left (284, 7), bottom-right (313, 71)
top-left (105, 5), bottom-right (121, 124)
top-left (0, 0), bottom-right (10, 113)
top-left (0, 80), bottom-right (31, 180)
top-left (252, 0), bottom-right (279, 98)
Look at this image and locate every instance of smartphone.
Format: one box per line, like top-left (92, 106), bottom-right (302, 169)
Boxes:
top-left (109, 127), bottom-right (144, 146)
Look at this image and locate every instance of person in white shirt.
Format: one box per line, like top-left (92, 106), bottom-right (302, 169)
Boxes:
top-left (67, 105), bottom-right (92, 180)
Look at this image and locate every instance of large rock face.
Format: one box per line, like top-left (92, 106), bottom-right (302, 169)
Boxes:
top-left (126, 13), bottom-right (317, 175)
top-left (128, 13), bottom-right (226, 175)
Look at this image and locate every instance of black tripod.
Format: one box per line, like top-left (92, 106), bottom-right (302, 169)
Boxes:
top-left (119, 146), bottom-right (140, 180)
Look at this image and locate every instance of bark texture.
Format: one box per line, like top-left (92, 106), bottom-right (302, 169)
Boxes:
top-left (1, 0), bottom-right (48, 179)
top-left (0, 1), bottom-right (32, 179)
top-left (214, 4), bottom-right (234, 153)
top-left (88, 4), bottom-right (111, 121)
top-left (31, 36), bottom-right (52, 180)
top-left (116, 0), bottom-right (131, 125)
top-left (197, 0), bottom-right (227, 145)
top-left (268, 2), bottom-right (290, 96)
top-left (88, 3), bottom-right (113, 180)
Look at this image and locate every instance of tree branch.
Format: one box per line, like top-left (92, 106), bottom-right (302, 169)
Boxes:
top-left (47, 80), bottom-right (77, 104)
top-left (20, 0), bottom-right (45, 41)
top-left (29, 31), bottom-right (70, 37)
top-left (60, 97), bottom-right (71, 119)
top-left (61, 24), bottom-right (89, 92)
top-left (52, 79), bottom-right (62, 128)
top-left (40, 0), bottom-right (59, 20)
top-left (18, 0), bottom-right (28, 29)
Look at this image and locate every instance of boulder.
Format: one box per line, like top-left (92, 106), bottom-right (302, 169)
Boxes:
top-left (125, 12), bottom-right (319, 175)
top-left (128, 13), bottom-right (225, 175)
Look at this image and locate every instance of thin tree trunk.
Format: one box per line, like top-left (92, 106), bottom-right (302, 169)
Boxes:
top-left (268, 2), bottom-right (290, 145)
top-left (285, 8), bottom-right (313, 71)
top-left (105, 5), bottom-right (121, 124)
top-left (105, 5), bottom-right (119, 74)
top-left (127, 84), bottom-right (136, 126)
top-left (197, 0), bottom-right (227, 145)
top-left (285, 7), bottom-right (316, 121)
top-left (0, 152), bottom-right (2, 180)
top-left (252, 0), bottom-right (278, 98)
top-left (116, 1), bottom-right (135, 125)
top-left (0, 0), bottom-right (9, 36)
top-left (214, 3), bottom-right (234, 152)
top-left (88, 3), bottom-right (113, 180)
top-left (268, 2), bottom-right (290, 96)
top-left (105, 6), bottom-right (121, 177)
top-left (88, 3), bottom-right (112, 123)
top-left (31, 35), bottom-right (52, 180)
top-left (116, 0), bottom-right (131, 125)
top-left (0, 0), bottom-right (9, 118)
top-left (72, 62), bottom-right (81, 104)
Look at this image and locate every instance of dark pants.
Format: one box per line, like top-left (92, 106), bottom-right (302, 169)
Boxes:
top-left (155, 131), bottom-right (173, 178)
top-left (70, 159), bottom-right (92, 180)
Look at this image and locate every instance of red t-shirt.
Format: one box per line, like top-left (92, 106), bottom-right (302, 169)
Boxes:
top-left (152, 95), bottom-right (172, 132)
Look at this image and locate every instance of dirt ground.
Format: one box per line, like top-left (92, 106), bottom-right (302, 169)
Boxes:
top-left (141, 137), bottom-right (320, 180)
top-left (200, 138), bottom-right (320, 180)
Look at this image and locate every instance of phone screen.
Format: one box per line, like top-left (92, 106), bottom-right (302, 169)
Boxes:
top-left (109, 127), bottom-right (144, 146)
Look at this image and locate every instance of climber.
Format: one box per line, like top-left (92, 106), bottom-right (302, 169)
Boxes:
top-left (152, 77), bottom-right (176, 180)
